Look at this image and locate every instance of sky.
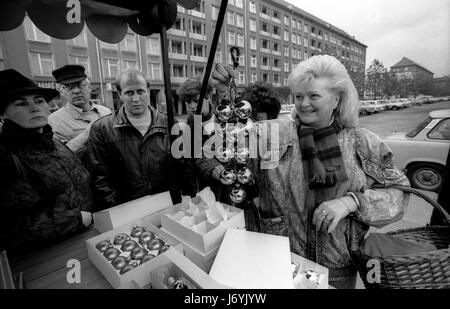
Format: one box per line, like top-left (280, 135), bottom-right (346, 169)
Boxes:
top-left (284, 0), bottom-right (450, 77)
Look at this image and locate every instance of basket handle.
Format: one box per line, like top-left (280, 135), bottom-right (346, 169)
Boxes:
top-left (389, 185), bottom-right (450, 225)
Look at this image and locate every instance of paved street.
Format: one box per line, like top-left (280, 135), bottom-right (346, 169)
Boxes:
top-left (359, 100), bottom-right (450, 138)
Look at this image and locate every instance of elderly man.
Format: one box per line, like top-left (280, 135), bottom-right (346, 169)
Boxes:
top-left (48, 65), bottom-right (111, 154)
top-left (85, 69), bottom-right (185, 210)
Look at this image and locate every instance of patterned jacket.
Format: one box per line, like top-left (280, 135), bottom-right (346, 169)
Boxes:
top-left (0, 120), bottom-right (93, 253)
top-left (251, 119), bottom-right (410, 277)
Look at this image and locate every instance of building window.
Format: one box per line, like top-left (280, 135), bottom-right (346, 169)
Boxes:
top-left (148, 62), bottom-right (161, 80)
top-left (192, 44), bottom-right (204, 57)
top-left (262, 57), bottom-right (268, 66)
top-left (193, 66), bottom-right (204, 76)
top-left (297, 35), bottom-right (302, 46)
top-left (120, 33), bottom-right (136, 52)
top-left (192, 21), bottom-right (203, 35)
top-left (102, 58), bottom-right (119, 79)
top-left (211, 5), bottom-right (219, 20)
top-left (122, 59), bottom-right (137, 70)
top-left (304, 38), bottom-right (309, 46)
top-left (100, 41), bottom-right (118, 50)
top-left (215, 50), bottom-right (222, 64)
top-left (262, 73), bottom-right (268, 82)
top-left (249, 1), bottom-right (256, 13)
top-left (273, 42), bottom-right (279, 52)
top-left (251, 72), bottom-right (257, 83)
top-left (273, 26), bottom-right (280, 36)
top-left (171, 40), bottom-right (183, 54)
top-left (238, 71), bottom-right (245, 85)
top-left (273, 10), bottom-right (279, 20)
top-left (227, 12), bottom-right (234, 25)
top-left (24, 17), bottom-right (51, 42)
top-left (291, 48), bottom-right (296, 58)
top-left (148, 36), bottom-right (160, 55)
top-left (251, 55), bottom-right (257, 67)
top-left (291, 33), bottom-right (296, 44)
top-left (273, 58), bottom-right (279, 68)
top-left (304, 24), bottom-right (309, 33)
top-left (237, 34), bottom-right (244, 47)
top-left (284, 46), bottom-right (289, 57)
top-left (174, 18), bottom-right (184, 31)
top-left (274, 74), bottom-right (279, 84)
top-left (235, 0), bottom-right (243, 9)
top-left (297, 21), bottom-right (302, 31)
top-left (292, 20), bottom-right (297, 29)
top-left (262, 39), bottom-right (269, 49)
top-left (29, 52), bottom-right (54, 76)
top-left (71, 29), bottom-right (87, 47)
top-left (284, 77), bottom-right (288, 86)
top-left (261, 22), bottom-right (269, 32)
top-left (228, 32), bottom-right (235, 45)
top-left (284, 61), bottom-right (289, 72)
top-left (250, 37), bottom-right (257, 50)
top-left (236, 14), bottom-right (244, 28)
top-left (250, 19), bottom-right (256, 32)
top-left (284, 16), bottom-right (289, 26)
top-left (172, 64), bottom-right (185, 78)
top-left (69, 55), bottom-right (91, 76)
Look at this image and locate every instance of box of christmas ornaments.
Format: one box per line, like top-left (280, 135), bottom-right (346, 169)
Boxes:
top-left (160, 187), bottom-right (245, 253)
top-left (86, 219), bottom-right (183, 289)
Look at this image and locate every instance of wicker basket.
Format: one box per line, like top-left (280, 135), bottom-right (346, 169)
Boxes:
top-left (353, 186), bottom-right (450, 289)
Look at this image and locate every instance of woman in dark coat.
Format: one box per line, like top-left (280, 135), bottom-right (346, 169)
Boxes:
top-left (0, 69), bottom-right (93, 254)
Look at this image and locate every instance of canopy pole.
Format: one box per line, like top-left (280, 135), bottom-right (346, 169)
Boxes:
top-left (158, 0), bottom-right (175, 139)
top-left (195, 0), bottom-right (229, 115)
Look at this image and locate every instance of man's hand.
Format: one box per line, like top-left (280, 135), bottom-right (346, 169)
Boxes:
top-left (210, 64), bottom-right (236, 97)
top-left (211, 164), bottom-right (225, 181)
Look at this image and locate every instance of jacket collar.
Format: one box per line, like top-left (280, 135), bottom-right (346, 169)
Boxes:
top-left (112, 105), bottom-right (168, 134)
top-left (64, 101), bottom-right (98, 118)
top-left (0, 119), bottom-right (54, 149)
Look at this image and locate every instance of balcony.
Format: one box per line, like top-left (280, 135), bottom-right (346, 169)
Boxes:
top-left (171, 76), bottom-right (186, 84)
top-left (261, 48), bottom-right (271, 54)
top-left (260, 65), bottom-right (270, 70)
top-left (169, 53), bottom-right (188, 60)
top-left (260, 30), bottom-right (271, 37)
top-left (273, 82), bottom-right (281, 87)
top-left (189, 10), bottom-right (205, 19)
top-left (310, 32), bottom-right (316, 38)
top-left (272, 67), bottom-right (281, 72)
top-left (189, 33), bottom-right (207, 41)
top-left (177, 6), bottom-right (185, 13)
top-left (167, 29), bottom-right (186, 37)
top-left (191, 55), bottom-right (207, 62)
top-left (259, 12), bottom-right (271, 20)
top-left (271, 17), bottom-right (281, 24)
top-left (272, 34), bottom-right (281, 40)
top-left (272, 51), bottom-right (281, 56)
top-left (318, 35), bottom-right (323, 40)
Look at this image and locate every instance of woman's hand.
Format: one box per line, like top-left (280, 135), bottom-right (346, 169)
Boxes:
top-left (313, 196), bottom-right (357, 233)
top-left (210, 64), bottom-right (236, 97)
top-left (81, 211), bottom-right (93, 227)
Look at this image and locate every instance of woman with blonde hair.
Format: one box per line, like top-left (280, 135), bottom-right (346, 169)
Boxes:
top-left (252, 55), bottom-right (410, 288)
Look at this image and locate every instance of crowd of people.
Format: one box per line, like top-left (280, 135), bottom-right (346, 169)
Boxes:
top-left (0, 55), bottom-right (421, 288)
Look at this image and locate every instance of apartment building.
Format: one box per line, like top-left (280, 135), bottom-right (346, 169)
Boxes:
top-left (0, 0), bottom-right (367, 114)
top-left (391, 57), bottom-right (434, 80)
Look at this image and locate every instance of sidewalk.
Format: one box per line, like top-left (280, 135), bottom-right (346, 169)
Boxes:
top-left (355, 189), bottom-right (437, 289)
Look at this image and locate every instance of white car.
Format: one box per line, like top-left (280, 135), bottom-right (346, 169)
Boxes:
top-left (383, 109), bottom-right (450, 192)
top-left (386, 99), bottom-right (406, 110)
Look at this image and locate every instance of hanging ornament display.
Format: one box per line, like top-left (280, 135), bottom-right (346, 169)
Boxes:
top-left (214, 47), bottom-right (254, 205)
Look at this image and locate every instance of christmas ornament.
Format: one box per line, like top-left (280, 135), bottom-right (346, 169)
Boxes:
top-left (215, 104), bottom-right (233, 122)
top-left (121, 239), bottom-right (139, 252)
top-left (233, 100), bottom-right (252, 120)
top-left (119, 262), bottom-right (138, 275)
top-left (230, 186), bottom-right (246, 204)
top-left (130, 247), bottom-right (148, 260)
top-left (220, 168), bottom-right (237, 185)
top-left (130, 226), bottom-right (145, 238)
top-left (140, 253), bottom-right (156, 265)
top-left (104, 247), bottom-right (121, 261)
top-left (138, 231), bottom-right (155, 245)
top-left (113, 233), bottom-right (129, 246)
top-left (215, 146), bottom-right (234, 164)
top-left (148, 238), bottom-right (164, 251)
top-left (96, 240), bottom-right (112, 253)
top-left (111, 256), bottom-right (128, 270)
top-left (235, 147), bottom-right (250, 164)
top-left (237, 167), bottom-right (253, 185)
top-left (158, 244), bottom-right (170, 255)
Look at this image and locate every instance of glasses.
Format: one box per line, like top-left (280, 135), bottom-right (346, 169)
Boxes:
top-left (60, 80), bottom-right (89, 91)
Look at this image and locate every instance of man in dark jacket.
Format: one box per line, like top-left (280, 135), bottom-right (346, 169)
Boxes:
top-left (85, 69), bottom-right (183, 210)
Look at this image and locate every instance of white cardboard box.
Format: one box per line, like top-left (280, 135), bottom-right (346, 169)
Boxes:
top-left (93, 192), bottom-right (173, 233)
top-left (150, 248), bottom-right (227, 289)
top-left (86, 219), bottom-right (183, 289)
top-left (160, 202), bottom-right (245, 253)
top-left (291, 252), bottom-right (329, 289)
top-left (143, 208), bottom-right (221, 273)
top-left (209, 228), bottom-right (294, 289)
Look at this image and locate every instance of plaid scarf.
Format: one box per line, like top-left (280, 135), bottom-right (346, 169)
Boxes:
top-left (298, 120), bottom-right (348, 191)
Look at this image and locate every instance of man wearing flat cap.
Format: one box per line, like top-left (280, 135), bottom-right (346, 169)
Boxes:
top-left (48, 64), bottom-right (111, 154)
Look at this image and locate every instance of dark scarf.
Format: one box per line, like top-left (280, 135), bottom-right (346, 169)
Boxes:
top-left (298, 120), bottom-right (348, 193)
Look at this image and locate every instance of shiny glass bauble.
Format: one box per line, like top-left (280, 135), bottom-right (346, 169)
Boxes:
top-left (220, 168), bottom-right (237, 185)
top-left (237, 167), bottom-right (253, 185)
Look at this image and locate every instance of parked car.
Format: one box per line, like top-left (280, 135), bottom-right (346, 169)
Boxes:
top-left (374, 99), bottom-right (389, 111)
top-left (359, 100), bottom-right (378, 115)
top-left (368, 100), bottom-right (384, 112)
top-left (386, 99), bottom-right (407, 110)
top-left (383, 109), bottom-right (450, 192)
top-left (399, 98), bottom-right (414, 107)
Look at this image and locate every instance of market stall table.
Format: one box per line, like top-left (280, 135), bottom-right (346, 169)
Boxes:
top-left (9, 227), bottom-right (112, 289)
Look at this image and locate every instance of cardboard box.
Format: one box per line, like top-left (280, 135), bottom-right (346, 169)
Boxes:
top-left (143, 208), bottom-right (221, 273)
top-left (160, 202), bottom-right (245, 253)
top-left (86, 220), bottom-right (183, 289)
top-left (93, 192), bottom-right (173, 233)
top-left (291, 252), bottom-right (329, 289)
top-left (150, 248), bottom-right (227, 289)
top-left (209, 229), bottom-right (294, 289)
